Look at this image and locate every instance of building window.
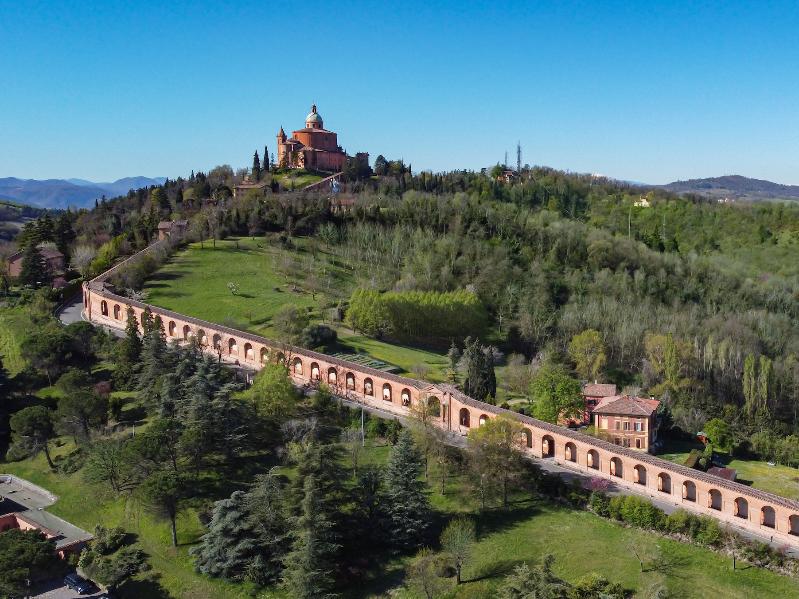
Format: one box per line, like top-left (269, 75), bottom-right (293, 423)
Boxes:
top-left (635, 421), bottom-right (643, 432)
top-left (623, 438), bottom-right (630, 448)
top-left (614, 437), bottom-right (621, 445)
top-left (615, 421), bottom-right (621, 430)
top-left (636, 438), bottom-right (642, 449)
top-left (623, 421), bottom-right (629, 431)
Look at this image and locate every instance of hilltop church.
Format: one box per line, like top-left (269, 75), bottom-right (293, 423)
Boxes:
top-left (277, 104), bottom-right (363, 172)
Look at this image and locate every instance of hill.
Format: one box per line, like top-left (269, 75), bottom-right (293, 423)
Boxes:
top-left (662, 174), bottom-right (799, 202)
top-left (0, 176), bottom-right (166, 209)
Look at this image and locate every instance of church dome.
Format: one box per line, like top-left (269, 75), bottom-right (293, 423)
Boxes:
top-left (305, 104), bottom-right (323, 127)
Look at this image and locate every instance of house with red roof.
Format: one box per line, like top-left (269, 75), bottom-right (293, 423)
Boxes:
top-left (592, 394), bottom-right (660, 452)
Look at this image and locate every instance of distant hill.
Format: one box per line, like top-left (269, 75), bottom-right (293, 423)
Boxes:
top-left (0, 176), bottom-right (167, 209)
top-left (662, 175), bottom-right (799, 202)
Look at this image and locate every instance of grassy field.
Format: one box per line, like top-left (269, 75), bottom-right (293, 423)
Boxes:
top-left (660, 439), bottom-right (799, 501)
top-left (271, 169), bottom-right (326, 190)
top-left (143, 237), bottom-right (450, 380)
top-left (5, 436), bottom-right (799, 599)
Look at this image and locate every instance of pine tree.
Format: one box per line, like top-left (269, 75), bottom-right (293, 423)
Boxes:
top-left (121, 308), bottom-right (142, 364)
top-left (246, 472), bottom-right (289, 584)
top-left (18, 242), bottom-right (50, 288)
top-left (383, 429), bottom-right (431, 551)
top-left (252, 151), bottom-right (262, 181)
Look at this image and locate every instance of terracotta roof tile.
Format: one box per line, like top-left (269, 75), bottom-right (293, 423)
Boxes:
top-left (583, 383), bottom-right (618, 397)
top-left (593, 395), bottom-right (659, 416)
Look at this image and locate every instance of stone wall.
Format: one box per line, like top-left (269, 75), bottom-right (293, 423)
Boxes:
top-left (83, 244), bottom-right (799, 548)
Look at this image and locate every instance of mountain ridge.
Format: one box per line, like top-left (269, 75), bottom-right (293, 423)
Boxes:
top-left (0, 176), bottom-right (167, 209)
top-left (661, 174), bottom-right (799, 201)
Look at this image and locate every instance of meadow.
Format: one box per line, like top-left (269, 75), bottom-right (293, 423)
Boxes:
top-left (143, 237), bottom-right (450, 380)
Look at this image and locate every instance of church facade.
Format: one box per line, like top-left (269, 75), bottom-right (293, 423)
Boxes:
top-left (276, 104), bottom-right (349, 172)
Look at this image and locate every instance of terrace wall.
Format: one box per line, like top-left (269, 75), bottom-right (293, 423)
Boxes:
top-left (82, 243), bottom-right (799, 549)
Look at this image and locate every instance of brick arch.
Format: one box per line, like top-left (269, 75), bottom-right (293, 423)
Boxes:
top-left (564, 441), bottom-right (577, 462)
top-left (427, 396), bottom-right (441, 417)
top-left (587, 449), bottom-right (600, 470)
top-left (183, 324), bottom-right (192, 340)
top-left (260, 347), bottom-right (269, 364)
top-left (212, 333), bottom-right (222, 349)
top-left (478, 413), bottom-right (489, 426)
top-left (401, 388), bottom-right (411, 406)
top-left (197, 329), bottom-right (208, 346)
top-left (113, 304), bottom-right (121, 319)
top-left (633, 464), bottom-right (647, 486)
top-left (101, 300), bottom-right (108, 316)
top-left (327, 367), bottom-right (337, 384)
top-left (683, 480), bottom-right (697, 502)
top-left (275, 351), bottom-right (285, 365)
top-left (244, 343), bottom-right (254, 361)
top-left (382, 383), bottom-right (393, 402)
top-left (657, 472), bottom-right (671, 494)
top-left (541, 434), bottom-right (554, 458)
top-left (734, 497), bottom-right (749, 520)
top-left (610, 457), bottom-right (623, 478)
top-left (762, 506), bottom-right (776, 528)
top-left (168, 320), bottom-right (177, 337)
top-left (292, 357), bottom-right (303, 375)
top-left (228, 338), bottom-right (238, 356)
top-left (708, 488), bottom-right (722, 511)
top-left (311, 362), bottom-right (320, 381)
top-left (363, 377), bottom-right (374, 396)
top-left (790, 515), bottom-right (799, 536)
top-left (345, 372), bottom-right (356, 390)
top-left (459, 408), bottom-right (470, 427)
top-left (522, 428), bottom-right (533, 449)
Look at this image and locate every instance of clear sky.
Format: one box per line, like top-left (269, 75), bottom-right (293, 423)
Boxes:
top-left (2, 1), bottom-right (799, 184)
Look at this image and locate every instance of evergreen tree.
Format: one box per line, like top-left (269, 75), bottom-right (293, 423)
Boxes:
top-left (36, 214), bottom-right (55, 242)
top-left (462, 337), bottom-right (496, 402)
top-left (121, 308), bottom-right (142, 364)
top-left (283, 473), bottom-right (341, 598)
top-left (18, 242), bottom-right (50, 287)
top-left (53, 212), bottom-right (76, 259)
top-left (140, 306), bottom-right (154, 336)
top-left (0, 355), bottom-right (9, 400)
top-left (383, 429), bottom-right (431, 551)
top-left (245, 471), bottom-right (289, 584)
top-left (252, 151), bottom-right (262, 181)
top-left (263, 145), bottom-right (270, 172)
top-left (191, 490), bottom-right (260, 580)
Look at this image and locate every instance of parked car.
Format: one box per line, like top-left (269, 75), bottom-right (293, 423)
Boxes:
top-left (64, 572), bottom-right (94, 594)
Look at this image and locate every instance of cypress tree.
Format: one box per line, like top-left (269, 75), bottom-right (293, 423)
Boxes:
top-left (383, 429), bottom-right (431, 551)
top-left (18, 242), bottom-right (50, 288)
top-left (263, 145), bottom-right (270, 172)
top-left (463, 337), bottom-right (496, 402)
top-left (121, 308), bottom-right (142, 365)
top-left (252, 151), bottom-right (262, 181)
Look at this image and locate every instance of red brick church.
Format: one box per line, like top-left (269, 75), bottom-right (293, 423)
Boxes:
top-left (276, 104), bottom-right (352, 172)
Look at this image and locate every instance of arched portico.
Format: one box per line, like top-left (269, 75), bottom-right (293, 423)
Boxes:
top-left (459, 408), bottom-right (470, 427)
top-left (382, 383), bottom-right (392, 401)
top-left (587, 449), bottom-right (600, 470)
top-left (113, 304), bottom-right (121, 320)
top-left (169, 321), bottom-right (177, 337)
top-left (401, 388), bottom-right (411, 406)
top-left (346, 372), bottom-right (356, 390)
top-left (183, 324), bottom-right (191, 340)
top-left (212, 333), bottom-right (222, 349)
top-left (260, 347), bottom-right (269, 364)
top-left (197, 329), bottom-right (208, 345)
top-left (634, 464), bottom-right (647, 486)
top-left (244, 343), bottom-right (254, 361)
top-left (427, 397), bottom-right (441, 417)
top-left (657, 472), bottom-right (671, 494)
top-left (478, 414), bottom-right (489, 426)
top-left (734, 497), bottom-right (749, 520)
top-left (762, 506), bottom-right (776, 528)
top-left (564, 442), bottom-right (577, 462)
top-left (311, 363), bottom-right (320, 381)
top-left (328, 367), bottom-right (337, 384)
top-left (228, 338), bottom-right (238, 356)
top-left (790, 515), bottom-right (799, 536)
top-left (610, 457), bottom-right (623, 478)
top-left (364, 378), bottom-right (374, 396)
top-left (541, 435), bottom-right (554, 457)
top-left (683, 480), bottom-right (696, 502)
top-left (293, 357), bottom-right (303, 375)
top-left (708, 489), bottom-right (722, 511)
top-left (523, 428), bottom-right (533, 449)
top-left (101, 300), bottom-right (108, 316)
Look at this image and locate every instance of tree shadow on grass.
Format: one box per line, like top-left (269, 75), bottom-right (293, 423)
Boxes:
top-left (645, 553), bottom-right (692, 578)
top-left (119, 573), bottom-right (171, 599)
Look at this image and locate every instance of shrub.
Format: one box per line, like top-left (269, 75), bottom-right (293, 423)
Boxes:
top-left (618, 495), bottom-right (666, 530)
top-left (666, 509), bottom-right (702, 539)
top-left (300, 324), bottom-right (337, 349)
top-left (695, 517), bottom-right (723, 547)
top-left (589, 492), bottom-right (611, 517)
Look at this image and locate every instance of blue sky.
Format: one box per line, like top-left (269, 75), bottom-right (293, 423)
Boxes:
top-left (2, 1), bottom-right (799, 184)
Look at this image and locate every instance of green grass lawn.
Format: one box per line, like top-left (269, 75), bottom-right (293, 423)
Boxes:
top-left (0, 305), bottom-right (31, 374)
top-left (5, 430), bottom-right (799, 598)
top-left (659, 439), bottom-right (799, 501)
top-left (142, 237), bottom-right (451, 380)
top-left (271, 169), bottom-right (326, 190)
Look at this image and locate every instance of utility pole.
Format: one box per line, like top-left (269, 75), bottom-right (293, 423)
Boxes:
top-left (628, 204), bottom-right (632, 238)
top-left (516, 141), bottom-right (522, 174)
top-left (504, 150), bottom-right (508, 169)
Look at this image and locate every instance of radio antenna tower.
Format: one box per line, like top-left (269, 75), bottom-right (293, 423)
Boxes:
top-left (516, 141), bottom-right (522, 174)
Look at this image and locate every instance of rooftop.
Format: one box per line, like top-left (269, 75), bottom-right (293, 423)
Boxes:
top-left (593, 394), bottom-right (660, 416)
top-left (583, 382), bottom-right (618, 397)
